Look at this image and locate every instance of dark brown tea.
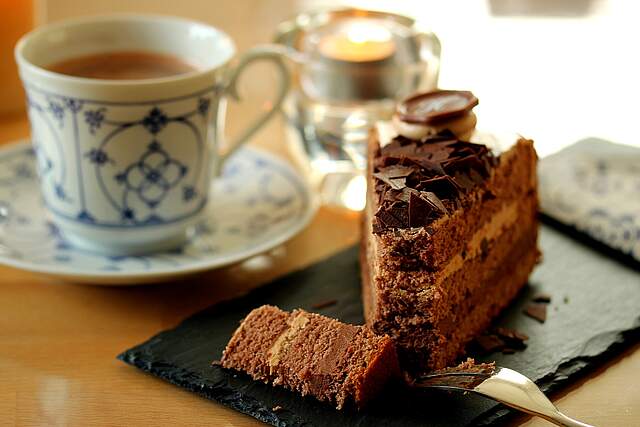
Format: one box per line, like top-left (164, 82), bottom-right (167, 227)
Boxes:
top-left (47, 51), bottom-right (197, 80)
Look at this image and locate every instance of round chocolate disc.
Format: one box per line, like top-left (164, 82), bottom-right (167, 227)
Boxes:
top-left (397, 90), bottom-right (479, 124)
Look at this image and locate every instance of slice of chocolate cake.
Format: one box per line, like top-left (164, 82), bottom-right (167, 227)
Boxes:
top-left (361, 91), bottom-right (540, 373)
top-left (220, 305), bottom-right (401, 409)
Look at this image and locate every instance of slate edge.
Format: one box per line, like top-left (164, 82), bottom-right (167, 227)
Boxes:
top-left (117, 313), bottom-right (640, 427)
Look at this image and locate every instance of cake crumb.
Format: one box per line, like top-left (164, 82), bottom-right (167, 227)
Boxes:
top-left (272, 405), bottom-right (283, 412)
top-left (563, 296), bottom-right (570, 304)
top-left (471, 327), bottom-right (528, 356)
top-left (474, 334), bottom-right (505, 354)
top-left (532, 292), bottom-right (552, 303)
top-left (524, 303), bottom-right (547, 323)
top-left (311, 299), bottom-right (338, 310)
top-left (494, 327), bottom-right (529, 348)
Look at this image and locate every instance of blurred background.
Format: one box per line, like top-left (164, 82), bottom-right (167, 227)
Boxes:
top-left (2, 0), bottom-right (639, 159)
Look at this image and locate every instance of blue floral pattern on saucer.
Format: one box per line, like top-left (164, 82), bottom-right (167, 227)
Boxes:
top-left (0, 142), bottom-right (316, 284)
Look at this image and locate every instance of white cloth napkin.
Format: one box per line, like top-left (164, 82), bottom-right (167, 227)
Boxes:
top-left (539, 138), bottom-right (640, 261)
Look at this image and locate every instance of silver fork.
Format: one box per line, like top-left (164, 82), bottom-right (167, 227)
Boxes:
top-left (411, 367), bottom-right (594, 427)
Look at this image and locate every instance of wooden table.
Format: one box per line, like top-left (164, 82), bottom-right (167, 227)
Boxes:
top-left (3, 1), bottom-right (640, 425)
top-left (1, 105), bottom-right (638, 427)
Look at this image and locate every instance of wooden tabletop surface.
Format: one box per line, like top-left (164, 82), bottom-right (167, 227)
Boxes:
top-left (3, 1), bottom-right (640, 425)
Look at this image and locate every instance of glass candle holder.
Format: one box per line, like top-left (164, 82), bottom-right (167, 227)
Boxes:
top-left (275, 8), bottom-right (440, 210)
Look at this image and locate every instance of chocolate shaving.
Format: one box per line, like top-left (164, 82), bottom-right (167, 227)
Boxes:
top-left (469, 169), bottom-right (485, 185)
top-left (379, 164), bottom-right (414, 178)
top-left (532, 293), bottom-right (552, 304)
top-left (405, 156), bottom-right (446, 175)
top-left (417, 176), bottom-right (459, 199)
top-left (470, 327), bottom-right (529, 356)
top-left (372, 219), bottom-right (386, 234)
top-left (474, 334), bottom-right (505, 354)
top-left (494, 327), bottom-right (529, 349)
top-left (376, 211), bottom-right (403, 228)
top-left (423, 192), bottom-right (448, 214)
top-left (451, 171), bottom-right (475, 192)
top-left (408, 192), bottom-right (437, 228)
top-left (524, 303), bottom-right (547, 323)
top-left (443, 155), bottom-right (489, 178)
top-left (311, 299), bottom-right (337, 310)
top-left (375, 204), bottom-right (409, 228)
top-left (374, 172), bottom-right (406, 190)
top-left (372, 130), bottom-right (497, 234)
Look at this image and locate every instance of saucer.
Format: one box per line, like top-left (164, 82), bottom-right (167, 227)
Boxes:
top-left (0, 141), bottom-right (316, 284)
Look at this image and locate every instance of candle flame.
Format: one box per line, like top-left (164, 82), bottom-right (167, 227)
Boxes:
top-left (318, 20), bottom-right (396, 62)
top-left (345, 22), bottom-right (392, 44)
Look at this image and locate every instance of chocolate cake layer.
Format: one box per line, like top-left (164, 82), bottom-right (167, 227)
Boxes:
top-left (221, 306), bottom-right (401, 409)
top-left (388, 219), bottom-right (538, 370)
top-left (362, 128), bottom-right (540, 373)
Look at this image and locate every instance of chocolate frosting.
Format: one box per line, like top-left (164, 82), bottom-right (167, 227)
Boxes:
top-left (373, 130), bottom-right (498, 233)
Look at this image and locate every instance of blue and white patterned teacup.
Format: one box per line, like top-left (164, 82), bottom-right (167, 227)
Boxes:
top-left (15, 15), bottom-right (290, 255)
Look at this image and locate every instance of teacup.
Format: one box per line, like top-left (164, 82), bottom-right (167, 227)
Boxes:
top-left (15, 15), bottom-right (290, 255)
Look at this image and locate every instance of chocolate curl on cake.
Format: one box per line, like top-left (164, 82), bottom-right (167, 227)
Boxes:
top-left (373, 130), bottom-right (498, 233)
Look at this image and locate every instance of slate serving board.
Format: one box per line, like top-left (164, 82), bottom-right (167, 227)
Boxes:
top-left (118, 222), bottom-right (640, 426)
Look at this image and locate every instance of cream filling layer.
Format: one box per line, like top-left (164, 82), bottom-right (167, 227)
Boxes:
top-left (370, 198), bottom-right (519, 289)
top-left (430, 200), bottom-right (519, 291)
top-left (374, 120), bottom-right (521, 154)
top-left (391, 112), bottom-right (477, 141)
top-left (267, 312), bottom-right (309, 374)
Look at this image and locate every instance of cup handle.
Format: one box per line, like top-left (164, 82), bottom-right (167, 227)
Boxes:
top-left (215, 45), bottom-right (292, 173)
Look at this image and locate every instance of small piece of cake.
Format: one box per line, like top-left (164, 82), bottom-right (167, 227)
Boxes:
top-left (361, 91), bottom-right (540, 373)
top-left (220, 305), bottom-right (401, 409)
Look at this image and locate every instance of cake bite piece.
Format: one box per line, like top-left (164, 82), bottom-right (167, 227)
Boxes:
top-left (220, 305), bottom-right (401, 409)
top-left (361, 91), bottom-right (540, 373)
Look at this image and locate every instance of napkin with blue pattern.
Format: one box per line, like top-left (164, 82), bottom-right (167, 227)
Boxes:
top-left (539, 138), bottom-right (640, 262)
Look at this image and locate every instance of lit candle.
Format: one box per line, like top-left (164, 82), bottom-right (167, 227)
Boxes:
top-left (318, 21), bottom-right (396, 63)
top-left (305, 18), bottom-right (400, 101)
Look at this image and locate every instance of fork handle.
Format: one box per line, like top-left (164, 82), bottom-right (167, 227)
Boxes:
top-left (545, 411), bottom-right (594, 427)
top-left (474, 368), bottom-right (595, 427)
